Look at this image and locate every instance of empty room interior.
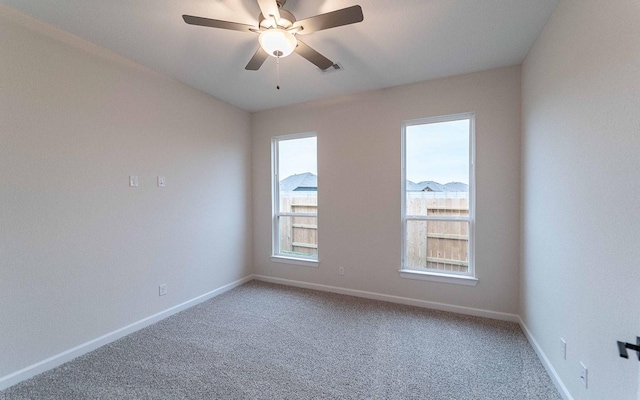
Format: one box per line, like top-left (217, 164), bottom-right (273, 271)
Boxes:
top-left (1, 0), bottom-right (638, 399)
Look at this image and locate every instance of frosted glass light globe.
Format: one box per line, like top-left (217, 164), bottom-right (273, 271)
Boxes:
top-left (259, 29), bottom-right (297, 58)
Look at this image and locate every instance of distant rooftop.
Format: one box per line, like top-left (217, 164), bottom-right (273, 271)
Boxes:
top-left (279, 174), bottom-right (467, 192)
top-left (407, 181), bottom-right (468, 192)
top-left (280, 172), bottom-right (317, 192)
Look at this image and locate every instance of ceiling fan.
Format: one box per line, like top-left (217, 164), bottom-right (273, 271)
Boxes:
top-left (182, 0), bottom-right (364, 72)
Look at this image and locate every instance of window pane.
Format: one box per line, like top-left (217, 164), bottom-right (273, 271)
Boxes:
top-left (406, 220), bottom-right (469, 273)
top-left (278, 136), bottom-right (317, 212)
top-left (406, 119), bottom-right (469, 216)
top-left (278, 215), bottom-right (318, 259)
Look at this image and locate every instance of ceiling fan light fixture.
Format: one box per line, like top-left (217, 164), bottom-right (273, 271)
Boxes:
top-left (259, 29), bottom-right (297, 58)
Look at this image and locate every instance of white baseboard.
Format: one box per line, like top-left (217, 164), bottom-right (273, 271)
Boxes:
top-left (1, 274), bottom-right (572, 400)
top-left (518, 316), bottom-right (573, 400)
top-left (0, 275), bottom-right (253, 391)
top-left (252, 275), bottom-right (519, 322)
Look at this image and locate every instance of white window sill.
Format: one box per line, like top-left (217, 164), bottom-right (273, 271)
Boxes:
top-left (271, 256), bottom-right (319, 268)
top-left (398, 269), bottom-right (478, 286)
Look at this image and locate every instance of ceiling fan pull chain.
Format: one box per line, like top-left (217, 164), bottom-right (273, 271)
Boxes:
top-left (276, 55), bottom-right (280, 90)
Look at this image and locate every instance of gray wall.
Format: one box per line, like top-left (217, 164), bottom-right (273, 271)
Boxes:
top-left (252, 66), bottom-right (522, 315)
top-left (0, 7), bottom-right (252, 379)
top-left (521, 0), bottom-right (640, 398)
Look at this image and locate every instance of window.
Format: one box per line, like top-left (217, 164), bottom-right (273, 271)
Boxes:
top-left (271, 133), bottom-right (318, 265)
top-left (401, 113), bottom-right (477, 286)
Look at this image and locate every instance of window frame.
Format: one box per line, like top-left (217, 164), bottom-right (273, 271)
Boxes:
top-left (400, 112), bottom-right (477, 286)
top-left (271, 132), bottom-right (319, 267)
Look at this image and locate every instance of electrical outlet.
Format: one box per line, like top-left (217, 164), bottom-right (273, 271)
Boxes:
top-left (579, 362), bottom-right (588, 388)
top-left (560, 338), bottom-right (566, 360)
top-left (338, 266), bottom-right (344, 276)
top-left (129, 175), bottom-right (139, 187)
top-left (159, 284), bottom-right (167, 296)
top-left (157, 176), bottom-right (165, 187)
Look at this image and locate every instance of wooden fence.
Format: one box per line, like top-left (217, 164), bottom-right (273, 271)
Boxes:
top-left (279, 192), bottom-right (318, 258)
top-left (278, 191), bottom-right (469, 272)
top-left (406, 192), bottom-right (469, 272)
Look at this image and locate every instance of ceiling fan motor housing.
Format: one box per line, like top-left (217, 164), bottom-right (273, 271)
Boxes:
top-left (259, 8), bottom-right (295, 29)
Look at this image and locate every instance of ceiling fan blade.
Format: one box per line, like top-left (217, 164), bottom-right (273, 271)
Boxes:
top-left (256, 0), bottom-right (281, 23)
top-left (245, 47), bottom-right (269, 70)
top-left (183, 15), bottom-right (255, 33)
top-left (292, 5), bottom-right (363, 35)
top-left (295, 40), bottom-right (334, 70)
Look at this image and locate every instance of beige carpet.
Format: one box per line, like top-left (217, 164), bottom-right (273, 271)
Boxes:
top-left (0, 281), bottom-right (561, 399)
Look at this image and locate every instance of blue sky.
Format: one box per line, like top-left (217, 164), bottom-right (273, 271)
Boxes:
top-left (277, 119), bottom-right (469, 184)
top-left (406, 119), bottom-right (469, 184)
top-left (278, 136), bottom-right (317, 179)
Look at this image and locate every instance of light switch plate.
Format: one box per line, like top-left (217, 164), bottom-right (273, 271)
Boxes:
top-left (129, 175), bottom-right (139, 187)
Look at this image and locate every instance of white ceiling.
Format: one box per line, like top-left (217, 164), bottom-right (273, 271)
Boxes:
top-left (1, 0), bottom-right (558, 112)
